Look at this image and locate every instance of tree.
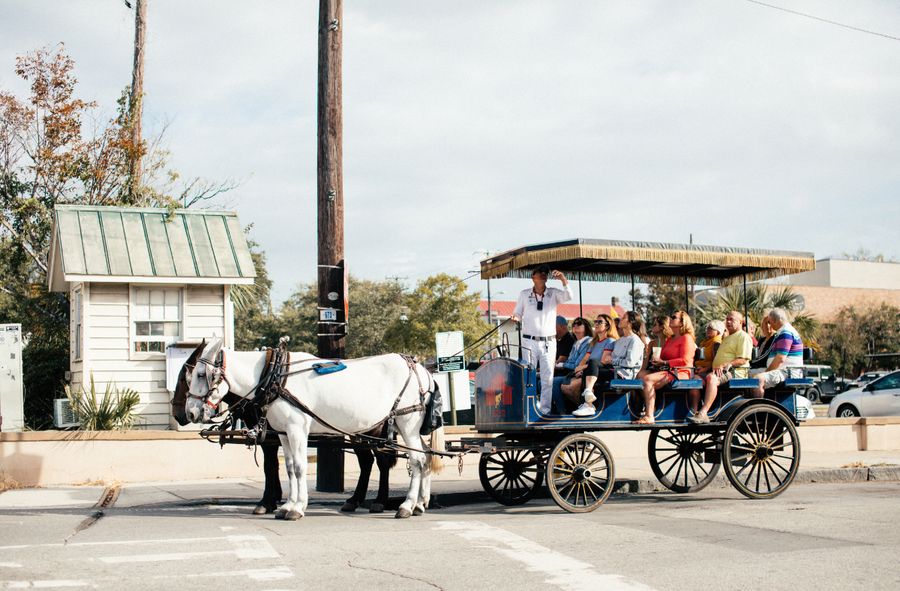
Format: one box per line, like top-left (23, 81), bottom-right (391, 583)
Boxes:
top-left (232, 231), bottom-right (277, 350)
top-left (0, 46), bottom-right (233, 427)
top-left (345, 278), bottom-right (406, 357)
top-left (817, 306), bottom-right (866, 379)
top-left (694, 283), bottom-right (819, 340)
top-left (630, 279), bottom-right (691, 324)
top-left (386, 274), bottom-right (489, 360)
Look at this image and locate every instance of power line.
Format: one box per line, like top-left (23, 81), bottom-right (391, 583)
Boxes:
top-left (743, 0), bottom-right (900, 42)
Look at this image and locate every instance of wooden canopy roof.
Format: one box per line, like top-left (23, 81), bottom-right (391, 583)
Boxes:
top-left (480, 239), bottom-right (816, 285)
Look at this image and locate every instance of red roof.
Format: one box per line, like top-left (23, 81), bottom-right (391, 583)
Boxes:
top-left (479, 300), bottom-right (626, 320)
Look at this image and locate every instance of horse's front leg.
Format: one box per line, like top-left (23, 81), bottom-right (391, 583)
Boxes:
top-left (394, 418), bottom-right (425, 519)
top-left (280, 428), bottom-right (308, 521)
top-left (371, 448), bottom-right (394, 513)
top-left (274, 433), bottom-right (296, 519)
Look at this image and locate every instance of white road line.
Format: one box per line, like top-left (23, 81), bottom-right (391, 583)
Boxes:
top-left (1, 580), bottom-right (90, 588)
top-left (435, 521), bottom-right (655, 591)
top-left (98, 535), bottom-right (281, 565)
top-left (0, 564), bottom-right (22, 568)
top-left (219, 526), bottom-right (237, 532)
top-left (0, 535), bottom-right (228, 551)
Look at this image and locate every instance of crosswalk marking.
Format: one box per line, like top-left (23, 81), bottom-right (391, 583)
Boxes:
top-left (435, 521), bottom-right (655, 591)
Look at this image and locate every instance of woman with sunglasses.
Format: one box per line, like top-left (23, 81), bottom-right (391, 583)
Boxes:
top-left (638, 316), bottom-right (672, 378)
top-left (561, 314), bottom-right (618, 407)
top-left (550, 317), bottom-right (593, 413)
top-left (572, 311), bottom-right (647, 417)
top-left (635, 310), bottom-right (696, 425)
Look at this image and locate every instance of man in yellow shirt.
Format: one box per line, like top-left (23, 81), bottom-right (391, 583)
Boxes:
top-left (688, 310), bottom-right (753, 424)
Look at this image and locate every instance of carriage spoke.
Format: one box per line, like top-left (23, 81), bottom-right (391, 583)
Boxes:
top-left (768, 457), bottom-right (792, 476)
top-left (734, 428), bottom-right (757, 449)
top-left (742, 459), bottom-right (758, 487)
top-left (688, 456), bottom-right (701, 485)
top-left (771, 453), bottom-right (795, 461)
top-left (761, 460), bottom-right (772, 492)
top-left (766, 460), bottom-right (787, 485)
top-left (730, 443), bottom-right (757, 453)
top-left (656, 450), bottom-right (682, 466)
top-left (734, 456), bottom-right (754, 478)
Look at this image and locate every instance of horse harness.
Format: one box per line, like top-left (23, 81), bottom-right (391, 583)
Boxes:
top-left (255, 347), bottom-right (430, 444)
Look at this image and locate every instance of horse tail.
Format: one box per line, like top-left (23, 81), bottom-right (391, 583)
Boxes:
top-left (428, 427), bottom-right (445, 474)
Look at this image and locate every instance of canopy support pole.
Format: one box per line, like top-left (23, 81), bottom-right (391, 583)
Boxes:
top-left (631, 274), bottom-right (636, 312)
top-left (578, 271), bottom-right (583, 318)
top-left (684, 276), bottom-right (689, 314)
top-left (743, 273), bottom-right (749, 330)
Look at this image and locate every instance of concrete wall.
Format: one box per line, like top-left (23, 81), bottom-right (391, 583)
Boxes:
top-left (781, 259), bottom-right (900, 290)
top-left (2, 420), bottom-right (898, 487)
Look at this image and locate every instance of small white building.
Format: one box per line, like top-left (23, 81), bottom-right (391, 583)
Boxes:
top-left (47, 205), bottom-right (256, 429)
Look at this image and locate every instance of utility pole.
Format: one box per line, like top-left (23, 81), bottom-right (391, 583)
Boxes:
top-left (127, 0), bottom-right (147, 201)
top-left (315, 0), bottom-right (346, 492)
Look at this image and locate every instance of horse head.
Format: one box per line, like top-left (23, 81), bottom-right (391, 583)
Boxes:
top-left (170, 341), bottom-right (204, 426)
top-left (185, 338), bottom-right (230, 423)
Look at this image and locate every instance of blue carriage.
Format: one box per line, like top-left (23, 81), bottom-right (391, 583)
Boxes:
top-left (462, 239), bottom-right (817, 513)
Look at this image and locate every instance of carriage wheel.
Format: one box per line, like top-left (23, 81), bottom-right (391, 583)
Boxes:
top-left (648, 429), bottom-right (721, 493)
top-left (478, 449), bottom-right (544, 506)
top-left (723, 405), bottom-right (800, 499)
top-left (547, 434), bottom-right (615, 513)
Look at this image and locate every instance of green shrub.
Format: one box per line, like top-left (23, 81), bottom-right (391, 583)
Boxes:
top-left (65, 375), bottom-right (142, 431)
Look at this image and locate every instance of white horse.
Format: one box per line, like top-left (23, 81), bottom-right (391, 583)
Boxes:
top-left (184, 339), bottom-right (444, 520)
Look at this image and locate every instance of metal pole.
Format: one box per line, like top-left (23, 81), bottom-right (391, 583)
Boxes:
top-left (316, 0), bottom-right (345, 493)
top-left (684, 276), bottom-right (689, 314)
top-left (448, 373), bottom-right (458, 426)
top-left (578, 271), bottom-right (583, 318)
top-left (743, 273), bottom-right (749, 329)
top-left (487, 277), bottom-right (492, 326)
top-left (631, 274), bottom-right (636, 312)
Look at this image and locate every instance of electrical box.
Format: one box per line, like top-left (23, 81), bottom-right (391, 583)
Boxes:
top-left (0, 324), bottom-right (24, 432)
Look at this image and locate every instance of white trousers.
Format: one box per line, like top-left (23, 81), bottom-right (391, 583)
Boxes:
top-left (523, 337), bottom-right (556, 414)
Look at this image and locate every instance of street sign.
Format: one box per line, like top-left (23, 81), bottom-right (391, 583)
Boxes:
top-left (319, 308), bottom-right (339, 322)
top-left (435, 331), bottom-right (465, 373)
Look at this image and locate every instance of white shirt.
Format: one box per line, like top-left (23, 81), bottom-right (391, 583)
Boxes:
top-left (513, 284), bottom-right (573, 337)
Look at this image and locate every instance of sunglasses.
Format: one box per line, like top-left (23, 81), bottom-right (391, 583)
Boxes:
top-left (670, 314), bottom-right (680, 320)
top-left (594, 319), bottom-right (606, 325)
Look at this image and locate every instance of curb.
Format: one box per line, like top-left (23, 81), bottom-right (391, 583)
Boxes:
top-left (405, 465), bottom-right (900, 509)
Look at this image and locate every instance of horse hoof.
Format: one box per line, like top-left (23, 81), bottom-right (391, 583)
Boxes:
top-left (274, 509), bottom-right (287, 519)
top-left (252, 504), bottom-right (270, 515)
top-left (395, 508), bottom-right (412, 519)
top-left (284, 510), bottom-right (303, 521)
top-left (340, 501), bottom-right (358, 513)
top-left (412, 506), bottom-right (424, 516)
top-left (368, 502), bottom-right (384, 514)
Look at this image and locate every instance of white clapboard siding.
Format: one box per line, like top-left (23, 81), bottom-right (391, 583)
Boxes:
top-left (136, 414), bottom-right (170, 430)
top-left (185, 285), bottom-right (226, 342)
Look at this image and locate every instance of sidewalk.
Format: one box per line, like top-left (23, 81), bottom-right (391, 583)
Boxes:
top-left (2, 448), bottom-right (898, 511)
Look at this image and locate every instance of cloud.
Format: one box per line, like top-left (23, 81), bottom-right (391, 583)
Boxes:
top-left (2, 0), bottom-right (898, 305)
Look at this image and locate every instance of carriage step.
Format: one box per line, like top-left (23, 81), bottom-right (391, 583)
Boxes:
top-left (785, 378), bottom-right (814, 388)
top-left (729, 378), bottom-right (759, 389)
top-left (610, 379), bottom-right (643, 390)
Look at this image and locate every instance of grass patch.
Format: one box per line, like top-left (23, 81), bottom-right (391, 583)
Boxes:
top-left (841, 461), bottom-right (868, 468)
top-left (0, 473), bottom-right (24, 493)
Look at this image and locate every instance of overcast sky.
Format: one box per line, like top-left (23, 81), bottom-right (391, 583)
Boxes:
top-left (2, 0), bottom-right (899, 306)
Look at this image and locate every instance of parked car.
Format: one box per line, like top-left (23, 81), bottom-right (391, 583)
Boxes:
top-left (827, 370), bottom-right (900, 418)
top-left (845, 370), bottom-right (891, 391)
top-left (798, 364), bottom-right (837, 403)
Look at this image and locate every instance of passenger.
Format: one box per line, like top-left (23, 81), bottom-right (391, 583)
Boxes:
top-left (560, 314), bottom-right (618, 406)
top-left (555, 316), bottom-right (576, 365)
top-left (510, 265), bottom-right (572, 414)
top-left (749, 314), bottom-right (776, 373)
top-left (688, 311), bottom-right (754, 423)
top-left (635, 310), bottom-right (696, 425)
top-left (551, 317), bottom-right (592, 412)
top-left (753, 308), bottom-right (804, 398)
top-left (638, 315), bottom-right (671, 378)
top-left (573, 311), bottom-right (647, 417)
top-left (696, 320), bottom-right (724, 374)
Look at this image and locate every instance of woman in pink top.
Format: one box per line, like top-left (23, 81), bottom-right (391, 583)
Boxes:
top-left (634, 310), bottom-right (696, 425)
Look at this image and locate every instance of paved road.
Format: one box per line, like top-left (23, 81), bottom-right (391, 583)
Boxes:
top-left (1, 481), bottom-right (898, 590)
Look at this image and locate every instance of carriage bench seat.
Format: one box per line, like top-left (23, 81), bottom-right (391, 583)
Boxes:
top-left (610, 379), bottom-right (643, 390)
top-left (728, 378), bottom-right (760, 389)
top-left (667, 379), bottom-right (703, 390)
top-left (784, 378), bottom-right (814, 388)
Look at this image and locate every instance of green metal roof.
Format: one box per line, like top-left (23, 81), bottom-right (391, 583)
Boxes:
top-left (48, 205), bottom-right (256, 291)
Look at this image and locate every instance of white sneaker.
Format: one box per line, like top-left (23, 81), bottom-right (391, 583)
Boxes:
top-left (582, 390), bottom-right (597, 405)
top-left (572, 402), bottom-right (596, 417)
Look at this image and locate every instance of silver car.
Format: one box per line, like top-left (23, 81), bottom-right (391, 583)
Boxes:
top-left (827, 370), bottom-right (900, 418)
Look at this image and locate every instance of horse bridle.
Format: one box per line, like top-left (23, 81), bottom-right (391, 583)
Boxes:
top-left (185, 350), bottom-right (228, 410)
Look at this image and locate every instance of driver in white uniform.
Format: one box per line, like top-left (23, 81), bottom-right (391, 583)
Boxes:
top-left (510, 265), bottom-right (572, 414)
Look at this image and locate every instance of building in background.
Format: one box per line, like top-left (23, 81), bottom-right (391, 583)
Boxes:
top-left (771, 258), bottom-right (900, 320)
top-left (47, 205), bottom-right (256, 429)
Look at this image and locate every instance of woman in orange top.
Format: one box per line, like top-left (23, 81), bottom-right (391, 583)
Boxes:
top-left (634, 310), bottom-right (696, 425)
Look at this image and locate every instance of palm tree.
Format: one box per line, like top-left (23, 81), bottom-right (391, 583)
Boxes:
top-left (695, 283), bottom-right (819, 340)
